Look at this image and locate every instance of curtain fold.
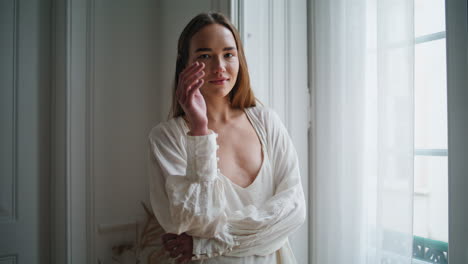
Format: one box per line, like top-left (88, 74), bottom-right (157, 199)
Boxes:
top-left (312, 0), bottom-right (414, 263)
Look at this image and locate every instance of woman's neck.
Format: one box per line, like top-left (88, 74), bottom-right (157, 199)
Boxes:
top-left (205, 96), bottom-right (240, 125)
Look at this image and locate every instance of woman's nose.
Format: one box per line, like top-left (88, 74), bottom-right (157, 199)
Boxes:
top-left (212, 57), bottom-right (226, 73)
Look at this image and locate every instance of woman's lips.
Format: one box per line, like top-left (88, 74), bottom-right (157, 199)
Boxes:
top-left (208, 78), bottom-right (229, 85)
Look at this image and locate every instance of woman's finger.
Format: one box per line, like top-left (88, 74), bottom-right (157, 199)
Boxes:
top-left (179, 62), bottom-right (199, 82)
top-left (169, 245), bottom-right (184, 258)
top-left (178, 63), bottom-right (205, 105)
top-left (185, 72), bottom-right (205, 97)
top-left (161, 233), bottom-right (178, 243)
top-left (181, 78), bottom-right (204, 107)
top-left (186, 79), bottom-right (204, 102)
top-left (181, 61), bottom-right (200, 76)
top-left (184, 70), bottom-right (205, 90)
top-left (177, 86), bottom-right (186, 106)
top-left (179, 62), bottom-right (204, 85)
top-left (177, 63), bottom-right (198, 102)
top-left (182, 61), bottom-right (204, 78)
top-left (181, 66), bottom-right (204, 97)
top-left (164, 239), bottom-right (179, 251)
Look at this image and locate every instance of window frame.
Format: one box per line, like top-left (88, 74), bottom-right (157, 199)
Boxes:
top-left (412, 20), bottom-right (449, 264)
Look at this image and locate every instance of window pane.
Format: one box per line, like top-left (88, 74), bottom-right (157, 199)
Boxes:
top-left (415, 0), bottom-right (446, 37)
top-left (413, 156), bottom-right (448, 242)
top-left (414, 39), bottom-right (447, 149)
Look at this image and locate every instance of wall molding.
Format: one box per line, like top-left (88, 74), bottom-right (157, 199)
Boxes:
top-left (11, 0), bottom-right (18, 224)
top-left (65, 1), bottom-right (72, 259)
top-left (86, 1), bottom-right (95, 263)
top-left (284, 0), bottom-right (291, 131)
top-left (268, 1), bottom-right (273, 109)
top-left (0, 0), bottom-right (18, 224)
top-left (232, 0), bottom-right (244, 40)
top-left (64, 0), bottom-right (90, 262)
top-left (0, 254), bottom-right (17, 264)
top-left (51, 0), bottom-right (67, 262)
top-left (307, 0), bottom-right (317, 262)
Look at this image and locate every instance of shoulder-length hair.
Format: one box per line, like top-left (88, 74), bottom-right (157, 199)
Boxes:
top-left (169, 12), bottom-right (256, 119)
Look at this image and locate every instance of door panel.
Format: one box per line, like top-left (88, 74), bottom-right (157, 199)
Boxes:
top-left (0, 0), bottom-right (51, 263)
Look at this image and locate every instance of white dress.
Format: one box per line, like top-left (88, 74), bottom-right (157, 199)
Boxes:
top-left (148, 106), bottom-right (306, 263)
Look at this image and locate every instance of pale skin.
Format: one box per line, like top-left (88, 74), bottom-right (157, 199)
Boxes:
top-left (162, 24), bottom-right (263, 263)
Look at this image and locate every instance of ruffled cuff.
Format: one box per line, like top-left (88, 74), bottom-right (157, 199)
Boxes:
top-left (192, 237), bottom-right (219, 260)
top-left (191, 236), bottom-right (239, 260)
top-left (186, 130), bottom-right (219, 181)
top-left (191, 223), bottom-right (240, 260)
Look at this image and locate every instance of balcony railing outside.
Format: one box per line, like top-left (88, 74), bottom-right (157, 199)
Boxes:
top-left (413, 236), bottom-right (448, 263)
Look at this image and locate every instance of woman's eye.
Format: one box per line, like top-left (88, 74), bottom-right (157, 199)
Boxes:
top-left (225, 53), bottom-right (234, 58)
top-left (198, 54), bottom-right (210, 59)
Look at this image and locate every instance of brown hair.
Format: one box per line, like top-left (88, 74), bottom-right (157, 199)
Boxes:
top-left (169, 12), bottom-right (257, 119)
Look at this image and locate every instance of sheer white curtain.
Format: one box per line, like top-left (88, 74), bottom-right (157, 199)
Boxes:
top-left (311, 0), bottom-right (414, 263)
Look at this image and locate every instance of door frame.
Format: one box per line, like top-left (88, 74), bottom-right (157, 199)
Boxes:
top-left (51, 0), bottom-right (91, 263)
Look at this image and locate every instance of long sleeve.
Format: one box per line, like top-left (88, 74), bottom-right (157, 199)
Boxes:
top-left (147, 123), bottom-right (236, 248)
top-left (191, 109), bottom-right (306, 259)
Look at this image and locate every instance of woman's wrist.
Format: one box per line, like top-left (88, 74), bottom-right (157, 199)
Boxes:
top-left (189, 126), bottom-right (210, 136)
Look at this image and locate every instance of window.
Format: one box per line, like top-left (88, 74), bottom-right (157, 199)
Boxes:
top-left (413, 0), bottom-right (448, 263)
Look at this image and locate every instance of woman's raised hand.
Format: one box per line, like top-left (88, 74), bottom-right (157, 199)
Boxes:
top-left (176, 61), bottom-right (210, 136)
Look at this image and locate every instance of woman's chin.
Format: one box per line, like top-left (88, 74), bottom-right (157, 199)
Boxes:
top-left (201, 86), bottom-right (233, 99)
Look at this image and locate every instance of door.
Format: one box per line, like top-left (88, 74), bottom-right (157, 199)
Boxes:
top-left (0, 0), bottom-right (51, 263)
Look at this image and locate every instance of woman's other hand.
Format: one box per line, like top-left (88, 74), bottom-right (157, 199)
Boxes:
top-left (162, 232), bottom-right (194, 263)
top-left (176, 61), bottom-right (209, 136)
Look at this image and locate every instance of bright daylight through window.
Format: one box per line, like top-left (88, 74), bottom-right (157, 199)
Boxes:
top-left (413, 0), bottom-right (448, 263)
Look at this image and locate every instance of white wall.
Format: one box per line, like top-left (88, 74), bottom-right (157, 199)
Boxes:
top-left (90, 1), bottom-right (161, 262)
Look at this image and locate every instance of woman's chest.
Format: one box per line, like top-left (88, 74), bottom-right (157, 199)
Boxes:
top-left (217, 130), bottom-right (264, 188)
top-left (220, 149), bottom-right (274, 210)
top-left (215, 122), bottom-right (264, 189)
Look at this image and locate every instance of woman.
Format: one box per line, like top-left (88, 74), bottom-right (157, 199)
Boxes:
top-left (148, 12), bottom-right (306, 263)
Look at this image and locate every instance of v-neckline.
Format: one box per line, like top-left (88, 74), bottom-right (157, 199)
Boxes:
top-left (179, 107), bottom-right (266, 190)
top-left (224, 108), bottom-right (266, 190)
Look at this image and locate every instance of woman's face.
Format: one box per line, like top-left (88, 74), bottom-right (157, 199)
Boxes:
top-left (187, 24), bottom-right (239, 99)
